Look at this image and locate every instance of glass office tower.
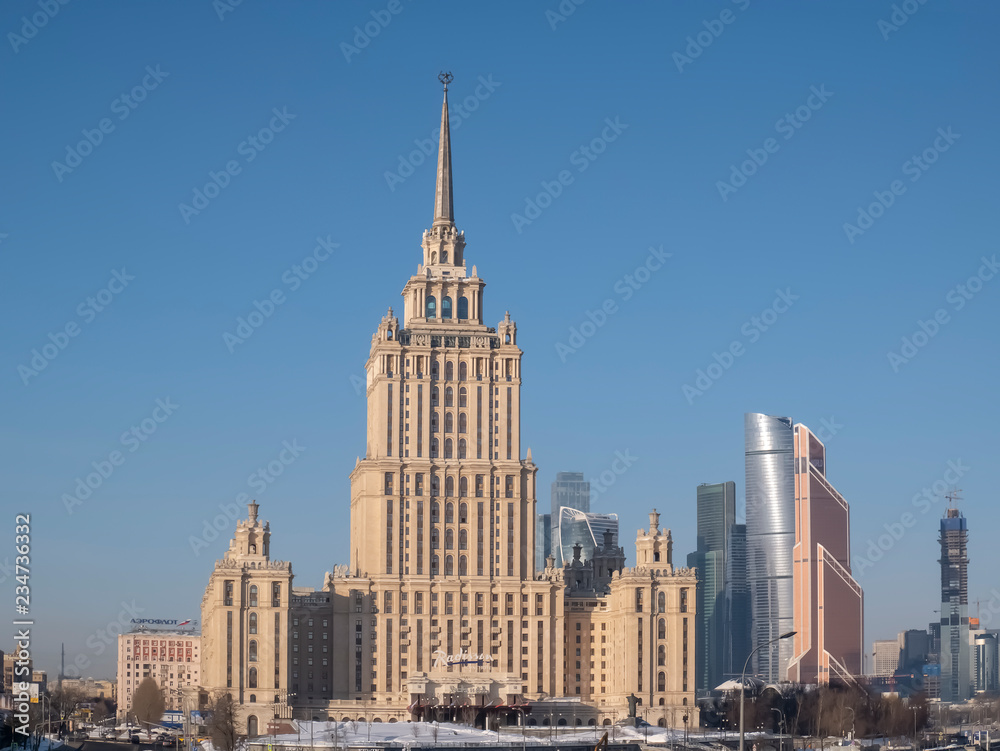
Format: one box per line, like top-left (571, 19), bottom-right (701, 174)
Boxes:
top-left (551, 472), bottom-right (590, 565)
top-left (687, 481), bottom-right (736, 694)
top-left (745, 412), bottom-right (795, 682)
top-left (556, 507), bottom-right (618, 564)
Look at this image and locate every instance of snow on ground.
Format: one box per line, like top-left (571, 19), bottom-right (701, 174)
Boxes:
top-left (239, 720), bottom-right (760, 747)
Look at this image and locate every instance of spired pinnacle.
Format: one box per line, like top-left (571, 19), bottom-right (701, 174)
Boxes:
top-left (433, 72), bottom-right (454, 228)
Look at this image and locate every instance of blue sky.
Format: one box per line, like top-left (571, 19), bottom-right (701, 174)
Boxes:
top-left (2, 1), bottom-right (998, 680)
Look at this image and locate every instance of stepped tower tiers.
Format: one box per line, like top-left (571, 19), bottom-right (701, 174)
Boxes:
top-left (350, 72), bottom-right (535, 584)
top-left (201, 77), bottom-right (696, 731)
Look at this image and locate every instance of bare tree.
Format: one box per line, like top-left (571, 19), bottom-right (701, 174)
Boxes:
top-left (50, 684), bottom-right (89, 731)
top-left (208, 692), bottom-right (241, 751)
top-left (132, 678), bottom-right (165, 730)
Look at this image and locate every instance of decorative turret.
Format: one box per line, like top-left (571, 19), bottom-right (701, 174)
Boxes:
top-left (225, 501), bottom-right (270, 561)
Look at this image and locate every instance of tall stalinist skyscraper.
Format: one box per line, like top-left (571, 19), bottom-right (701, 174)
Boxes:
top-left (201, 76), bottom-right (697, 731)
top-left (350, 72), bottom-right (537, 586)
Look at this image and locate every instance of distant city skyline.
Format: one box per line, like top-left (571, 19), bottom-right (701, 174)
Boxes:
top-left (2, 2), bottom-right (998, 682)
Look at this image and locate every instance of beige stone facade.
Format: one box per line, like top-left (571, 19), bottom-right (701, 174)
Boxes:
top-left (199, 80), bottom-right (697, 734)
top-left (116, 630), bottom-right (201, 719)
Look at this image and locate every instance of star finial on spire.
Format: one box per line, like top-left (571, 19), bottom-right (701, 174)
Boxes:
top-left (433, 73), bottom-right (455, 228)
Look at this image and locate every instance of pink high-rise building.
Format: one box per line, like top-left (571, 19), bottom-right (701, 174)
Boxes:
top-left (786, 424), bottom-right (864, 684)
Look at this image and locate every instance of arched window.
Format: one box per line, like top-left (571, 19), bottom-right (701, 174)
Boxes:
top-left (431, 387), bottom-right (439, 406)
top-left (459, 362), bottom-right (467, 381)
top-left (446, 529), bottom-right (454, 549)
top-left (446, 361), bottom-right (454, 380)
top-left (431, 438), bottom-right (439, 458)
top-left (249, 585), bottom-right (258, 607)
top-left (505, 333), bottom-right (511, 344)
top-left (445, 413), bottom-right (454, 433)
top-left (249, 694), bottom-right (256, 704)
top-left (658, 591), bottom-right (666, 613)
top-left (658, 645), bottom-right (665, 666)
top-left (247, 715), bottom-right (258, 737)
top-left (658, 672), bottom-right (666, 692)
top-left (445, 474), bottom-right (454, 495)
top-left (431, 412), bottom-right (439, 432)
top-left (459, 477), bottom-right (468, 497)
top-left (444, 439), bottom-right (452, 459)
top-left (442, 297), bottom-right (453, 319)
top-left (432, 501), bottom-right (440, 521)
top-left (248, 667), bottom-right (258, 688)
top-left (459, 529), bottom-right (468, 550)
top-left (683, 697), bottom-right (688, 706)
top-left (459, 555), bottom-right (468, 576)
top-left (680, 588), bottom-right (688, 612)
top-left (431, 529), bottom-right (439, 549)
top-left (431, 555), bottom-right (439, 576)
top-left (441, 250), bottom-right (448, 263)
top-left (431, 475), bottom-right (439, 496)
top-left (431, 360), bottom-right (439, 379)
top-left (445, 555), bottom-right (454, 575)
top-left (249, 613), bottom-right (258, 634)
top-left (458, 439), bottom-right (467, 459)
top-left (426, 296), bottom-right (436, 318)
top-left (445, 387), bottom-right (454, 406)
top-left (458, 297), bottom-right (469, 319)
top-left (459, 387), bottom-right (467, 407)
top-left (658, 618), bottom-right (666, 639)
top-left (459, 502), bottom-right (468, 522)
top-left (459, 413), bottom-right (467, 433)
top-left (445, 502), bottom-right (454, 523)
top-left (249, 640), bottom-right (258, 661)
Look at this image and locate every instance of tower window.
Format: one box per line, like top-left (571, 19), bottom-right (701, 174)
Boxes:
top-left (442, 297), bottom-right (453, 319)
top-left (426, 296), bottom-right (436, 319)
top-left (458, 297), bottom-right (469, 320)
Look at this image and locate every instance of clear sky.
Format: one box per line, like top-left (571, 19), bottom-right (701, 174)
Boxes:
top-left (2, 1), bottom-right (998, 680)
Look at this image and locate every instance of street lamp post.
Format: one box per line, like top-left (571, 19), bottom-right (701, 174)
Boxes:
top-left (771, 708), bottom-right (783, 751)
top-left (740, 631), bottom-right (796, 751)
top-left (843, 707), bottom-right (855, 742)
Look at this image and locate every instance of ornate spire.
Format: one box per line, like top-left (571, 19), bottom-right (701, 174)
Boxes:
top-left (433, 72), bottom-right (454, 228)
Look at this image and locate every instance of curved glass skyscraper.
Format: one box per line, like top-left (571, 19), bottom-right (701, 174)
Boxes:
top-left (557, 507), bottom-right (619, 564)
top-left (744, 412), bottom-right (795, 681)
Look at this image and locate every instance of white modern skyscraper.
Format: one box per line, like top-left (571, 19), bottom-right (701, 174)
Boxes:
top-left (744, 412), bottom-right (795, 682)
